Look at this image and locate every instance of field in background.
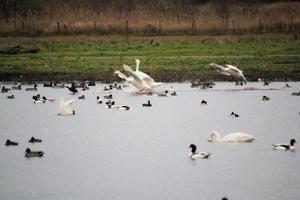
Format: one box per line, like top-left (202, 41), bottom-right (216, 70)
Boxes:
top-left (0, 34), bottom-right (300, 82)
top-left (0, 2), bottom-right (300, 35)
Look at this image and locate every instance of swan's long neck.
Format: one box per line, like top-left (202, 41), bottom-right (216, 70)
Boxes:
top-left (209, 132), bottom-right (221, 142)
top-left (135, 59), bottom-right (140, 71)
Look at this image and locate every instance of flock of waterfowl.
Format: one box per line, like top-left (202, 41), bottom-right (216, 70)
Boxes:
top-left (1, 60), bottom-right (299, 161)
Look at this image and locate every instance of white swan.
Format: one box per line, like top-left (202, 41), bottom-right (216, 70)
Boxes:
top-left (114, 59), bottom-right (162, 92)
top-left (58, 98), bottom-right (75, 115)
top-left (189, 144), bottom-right (211, 160)
top-left (133, 59), bottom-right (162, 89)
top-left (272, 139), bottom-right (296, 151)
top-left (207, 131), bottom-right (254, 143)
top-left (209, 63), bottom-right (246, 84)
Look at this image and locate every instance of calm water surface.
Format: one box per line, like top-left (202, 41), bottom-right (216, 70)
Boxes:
top-left (0, 82), bottom-right (300, 200)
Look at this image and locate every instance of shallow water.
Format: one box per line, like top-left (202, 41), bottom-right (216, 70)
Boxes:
top-left (0, 82), bottom-right (300, 200)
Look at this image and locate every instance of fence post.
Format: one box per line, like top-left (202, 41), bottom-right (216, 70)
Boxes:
top-left (94, 21), bottom-right (97, 33)
top-left (57, 21), bottom-right (60, 33)
top-left (159, 20), bottom-right (161, 34)
top-left (192, 20), bottom-right (196, 33)
top-left (126, 20), bottom-right (129, 43)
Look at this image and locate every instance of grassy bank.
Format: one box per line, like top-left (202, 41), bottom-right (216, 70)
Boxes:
top-left (0, 34), bottom-right (300, 82)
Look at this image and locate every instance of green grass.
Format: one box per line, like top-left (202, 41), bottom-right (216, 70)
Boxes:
top-left (0, 34), bottom-right (300, 81)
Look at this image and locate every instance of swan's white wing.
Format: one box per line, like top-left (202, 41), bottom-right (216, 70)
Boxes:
top-left (123, 65), bottom-right (143, 82)
top-left (209, 63), bottom-right (224, 70)
top-left (226, 64), bottom-right (243, 73)
top-left (59, 98), bottom-right (74, 115)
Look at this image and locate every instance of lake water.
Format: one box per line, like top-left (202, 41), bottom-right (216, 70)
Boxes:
top-left (0, 82), bottom-right (300, 200)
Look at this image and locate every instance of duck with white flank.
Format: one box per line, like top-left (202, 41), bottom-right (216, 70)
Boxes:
top-left (28, 137), bottom-right (42, 143)
top-left (12, 84), bottom-right (21, 90)
top-left (25, 84), bottom-right (38, 91)
top-left (25, 148), bottom-right (44, 158)
top-left (230, 112), bottom-right (239, 117)
top-left (2, 86), bottom-right (11, 93)
top-left (116, 105), bottom-right (131, 110)
top-left (272, 139), bottom-right (296, 151)
top-left (142, 100), bottom-right (152, 107)
top-left (262, 96), bottom-right (270, 101)
top-left (96, 96), bottom-right (103, 104)
top-left (42, 96), bottom-right (55, 103)
top-left (189, 144), bottom-right (211, 160)
top-left (207, 131), bottom-right (255, 143)
top-left (104, 94), bottom-right (113, 99)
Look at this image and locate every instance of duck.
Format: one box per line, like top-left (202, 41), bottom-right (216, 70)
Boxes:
top-left (116, 105), bottom-right (131, 110)
top-left (78, 95), bottom-right (85, 100)
top-left (88, 81), bottom-right (96, 86)
top-left (5, 139), bottom-right (18, 146)
top-left (171, 91), bottom-right (177, 96)
top-left (230, 112), bottom-right (239, 117)
top-left (189, 144), bottom-right (211, 160)
top-left (104, 94), bottom-right (113, 99)
top-left (66, 83), bottom-right (78, 94)
top-left (96, 96), bottom-right (103, 104)
top-left (291, 91), bottom-right (300, 96)
top-left (28, 137), bottom-right (42, 143)
top-left (25, 84), bottom-right (38, 91)
top-left (6, 95), bottom-right (15, 99)
top-left (32, 94), bottom-right (41, 103)
top-left (201, 100), bottom-right (207, 105)
top-left (2, 86), bottom-right (10, 93)
top-left (209, 63), bottom-right (246, 84)
top-left (58, 98), bottom-right (75, 115)
top-left (285, 83), bottom-right (291, 88)
top-left (157, 90), bottom-right (169, 97)
top-left (25, 148), bottom-right (44, 158)
top-left (207, 131), bottom-right (255, 143)
top-left (272, 139), bottom-right (296, 151)
top-left (103, 86), bottom-right (109, 91)
top-left (53, 82), bottom-right (65, 88)
top-left (142, 100), bottom-right (152, 107)
top-left (12, 84), bottom-right (22, 90)
top-left (42, 96), bottom-right (55, 103)
top-left (262, 96), bottom-right (270, 101)
top-left (43, 81), bottom-right (53, 87)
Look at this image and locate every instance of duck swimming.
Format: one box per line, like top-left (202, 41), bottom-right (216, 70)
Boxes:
top-left (96, 96), bottom-right (103, 104)
top-left (2, 86), bottom-right (10, 93)
top-left (78, 95), bottom-right (85, 100)
top-left (201, 100), bottom-right (207, 105)
top-left (6, 95), bottom-right (15, 99)
top-left (25, 84), bottom-right (38, 91)
top-left (28, 137), bottom-right (42, 143)
top-left (66, 83), bottom-right (78, 94)
top-left (230, 112), bottom-right (239, 117)
top-left (25, 148), bottom-right (44, 158)
top-left (272, 139), bottom-right (296, 151)
top-left (142, 100), bottom-right (152, 107)
top-left (5, 139), bottom-right (18, 146)
top-left (262, 96), bottom-right (270, 101)
top-left (189, 144), bottom-right (211, 160)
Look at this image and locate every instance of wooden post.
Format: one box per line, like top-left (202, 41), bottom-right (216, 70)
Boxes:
top-left (57, 21), bottom-right (60, 33)
top-left (159, 20), bottom-right (161, 34)
top-left (192, 20), bottom-right (196, 33)
top-left (94, 21), bottom-right (97, 32)
top-left (126, 20), bottom-right (129, 43)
